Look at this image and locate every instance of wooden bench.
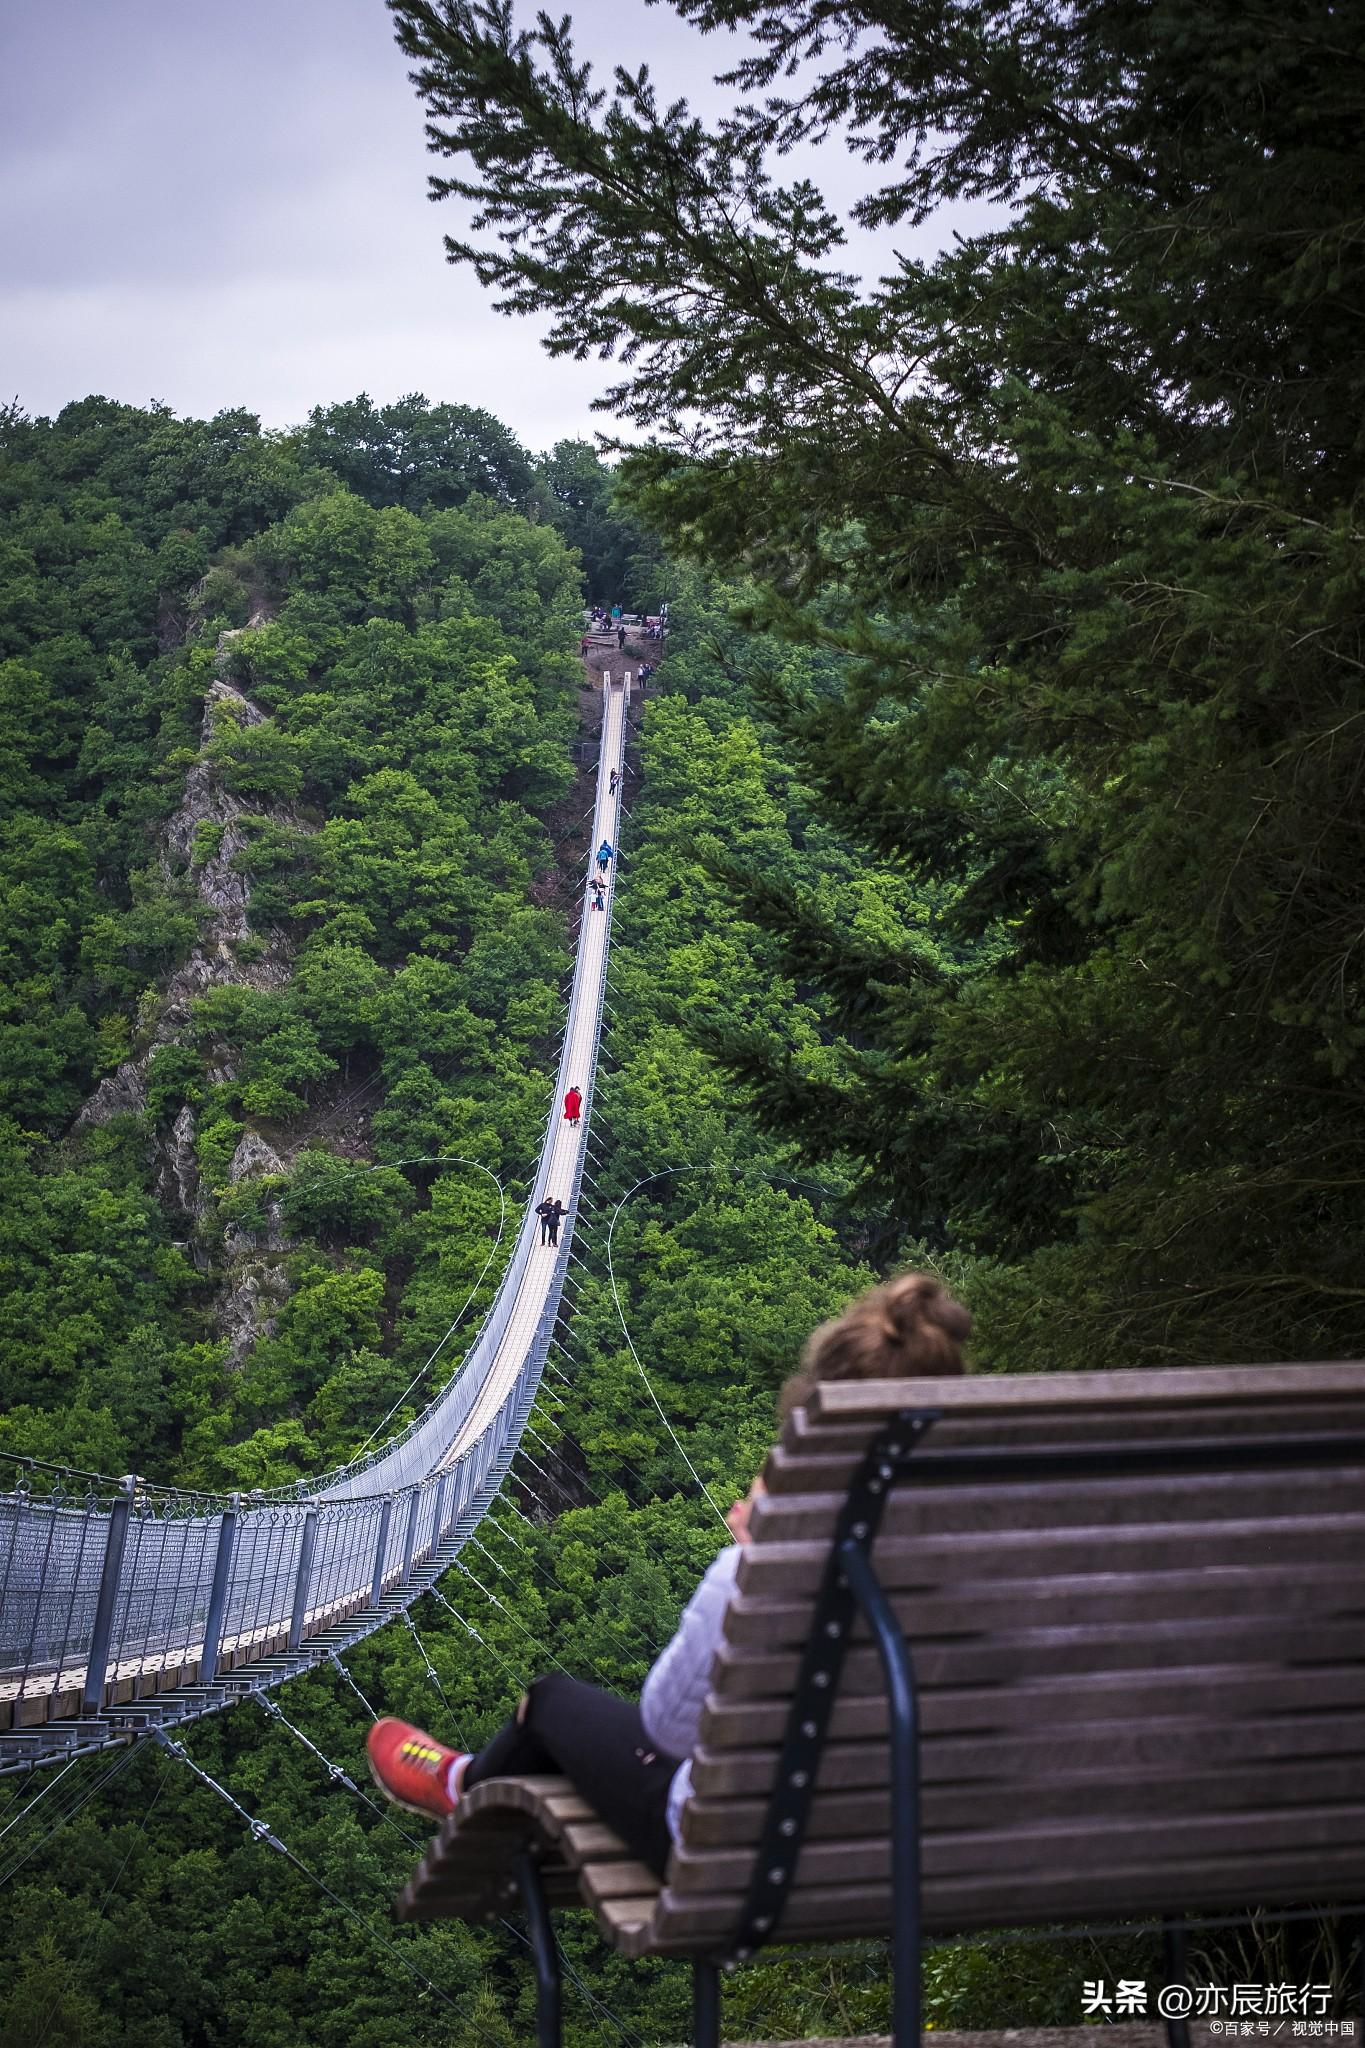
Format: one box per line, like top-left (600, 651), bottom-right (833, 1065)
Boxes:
top-left (397, 1363), bottom-right (1365, 2046)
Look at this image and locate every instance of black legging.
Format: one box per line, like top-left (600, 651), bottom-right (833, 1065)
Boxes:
top-left (464, 1673), bottom-right (680, 1877)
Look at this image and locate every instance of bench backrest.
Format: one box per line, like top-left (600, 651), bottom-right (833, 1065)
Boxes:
top-left (651, 1363), bottom-right (1365, 1950)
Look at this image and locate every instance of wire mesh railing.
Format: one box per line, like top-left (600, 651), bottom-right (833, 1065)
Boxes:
top-left (0, 674), bottom-right (631, 1769)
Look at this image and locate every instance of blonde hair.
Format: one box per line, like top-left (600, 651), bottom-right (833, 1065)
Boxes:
top-left (779, 1271), bottom-right (971, 1419)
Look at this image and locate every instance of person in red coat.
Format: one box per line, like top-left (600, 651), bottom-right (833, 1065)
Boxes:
top-left (563, 1085), bottom-right (582, 1127)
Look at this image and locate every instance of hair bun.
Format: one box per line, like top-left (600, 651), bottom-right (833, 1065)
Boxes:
top-left (779, 1269), bottom-right (971, 1419)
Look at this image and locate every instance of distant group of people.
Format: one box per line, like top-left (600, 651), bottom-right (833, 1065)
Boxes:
top-left (579, 603), bottom-right (667, 659)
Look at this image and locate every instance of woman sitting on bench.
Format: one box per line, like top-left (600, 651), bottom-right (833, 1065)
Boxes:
top-left (366, 1272), bottom-right (970, 1876)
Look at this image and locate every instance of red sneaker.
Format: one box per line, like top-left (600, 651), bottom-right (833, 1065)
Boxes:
top-left (366, 1716), bottom-right (466, 1819)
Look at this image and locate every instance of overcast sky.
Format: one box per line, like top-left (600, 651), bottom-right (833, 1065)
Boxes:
top-left (1, 0), bottom-right (990, 452)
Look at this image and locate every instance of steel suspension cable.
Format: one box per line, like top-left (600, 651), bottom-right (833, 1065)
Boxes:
top-left (32, 1752), bottom-right (171, 2048)
top-left (603, 1161), bottom-right (849, 1532)
top-left (0, 1743), bottom-right (141, 1893)
top-left (348, 1155), bottom-right (508, 1460)
top-left (426, 1589), bottom-right (535, 1697)
top-left (265, 1674), bottom-right (637, 2048)
top-left (477, 1504), bottom-right (669, 1663)
top-left (256, 1694), bottom-right (410, 1839)
top-left (451, 1560), bottom-right (574, 1676)
top-left (153, 1732), bottom-right (512, 2047)
top-left (400, 1612), bottom-right (467, 1750)
top-left (0, 1753), bottom-right (79, 1850)
top-left (329, 1654), bottom-right (379, 1721)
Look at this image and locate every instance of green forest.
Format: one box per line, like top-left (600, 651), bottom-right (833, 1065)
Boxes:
top-left (4, 0), bottom-right (1365, 2041)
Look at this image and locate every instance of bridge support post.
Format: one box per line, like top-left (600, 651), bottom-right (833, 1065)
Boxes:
top-left (401, 1489), bottom-right (421, 1581)
top-left (82, 1473), bottom-right (137, 1715)
top-left (288, 1509), bottom-right (318, 1652)
top-left (371, 1498), bottom-right (393, 1608)
top-left (200, 1495), bottom-right (239, 1682)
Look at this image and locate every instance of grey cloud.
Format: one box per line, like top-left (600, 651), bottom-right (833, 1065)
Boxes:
top-left (0, 0), bottom-right (986, 442)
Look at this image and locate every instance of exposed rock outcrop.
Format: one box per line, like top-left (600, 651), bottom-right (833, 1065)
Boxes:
top-left (79, 1063), bottom-right (149, 1126)
top-left (217, 1128), bottom-right (291, 1359)
top-left (218, 1259), bottom-right (292, 1367)
top-left (229, 1129), bottom-right (285, 1182)
top-left (156, 1104), bottom-right (200, 1216)
top-left (73, 624), bottom-right (314, 1366)
top-left (76, 655), bottom-right (306, 1140)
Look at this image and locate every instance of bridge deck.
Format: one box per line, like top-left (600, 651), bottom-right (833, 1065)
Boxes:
top-left (442, 674), bottom-right (626, 1466)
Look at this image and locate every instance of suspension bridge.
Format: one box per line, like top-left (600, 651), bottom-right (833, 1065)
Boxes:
top-left (0, 673), bottom-right (632, 1778)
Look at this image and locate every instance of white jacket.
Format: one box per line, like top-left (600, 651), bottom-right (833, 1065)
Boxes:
top-left (640, 1544), bottom-right (742, 1842)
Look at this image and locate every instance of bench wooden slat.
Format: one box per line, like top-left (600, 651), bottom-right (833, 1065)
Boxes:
top-left (734, 1519), bottom-right (1365, 1595)
top-left (689, 1705), bottom-right (1365, 1795)
top-left (700, 1659), bottom-right (1365, 1749)
top-left (708, 1611), bottom-right (1364, 1694)
top-left (643, 1842), bottom-right (1365, 1949)
top-left (399, 1857), bottom-right (582, 1920)
top-left (730, 1541), bottom-right (1365, 1611)
top-left (781, 1398), bottom-right (1365, 1461)
top-left (667, 1800), bottom-right (1365, 1892)
top-left (807, 1363), bottom-right (1365, 1421)
top-left (678, 1754), bottom-right (1365, 1847)
top-left (459, 1774), bottom-right (577, 1813)
top-left (723, 1563), bottom-right (1365, 1652)
top-left (753, 1469), bottom-right (1365, 1538)
top-left (560, 1821), bottom-right (635, 1868)
top-left (593, 1895), bottom-right (661, 1957)
top-left (758, 1454), bottom-right (1365, 1523)
top-left (578, 1858), bottom-right (661, 1902)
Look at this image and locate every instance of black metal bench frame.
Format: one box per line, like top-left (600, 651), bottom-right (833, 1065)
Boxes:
top-left (510, 1407), bottom-right (1365, 2048)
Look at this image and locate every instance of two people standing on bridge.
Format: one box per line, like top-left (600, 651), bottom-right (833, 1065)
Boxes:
top-left (366, 1272), bottom-right (971, 1876)
top-left (535, 1197), bottom-right (565, 1246)
top-left (596, 839), bottom-right (613, 874)
top-left (563, 1085), bottom-right (582, 1126)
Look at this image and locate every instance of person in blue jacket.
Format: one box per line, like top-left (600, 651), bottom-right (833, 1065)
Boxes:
top-left (596, 839), bottom-right (613, 874)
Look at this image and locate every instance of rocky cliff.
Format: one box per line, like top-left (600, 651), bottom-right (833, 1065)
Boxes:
top-left (76, 630), bottom-right (315, 1360)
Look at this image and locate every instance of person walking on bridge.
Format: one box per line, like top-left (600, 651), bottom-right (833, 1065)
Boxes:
top-left (366, 1272), bottom-right (971, 1876)
top-left (563, 1085), bottom-right (582, 1127)
top-left (596, 838), bottom-right (613, 874)
top-left (535, 1196), bottom-right (565, 1246)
